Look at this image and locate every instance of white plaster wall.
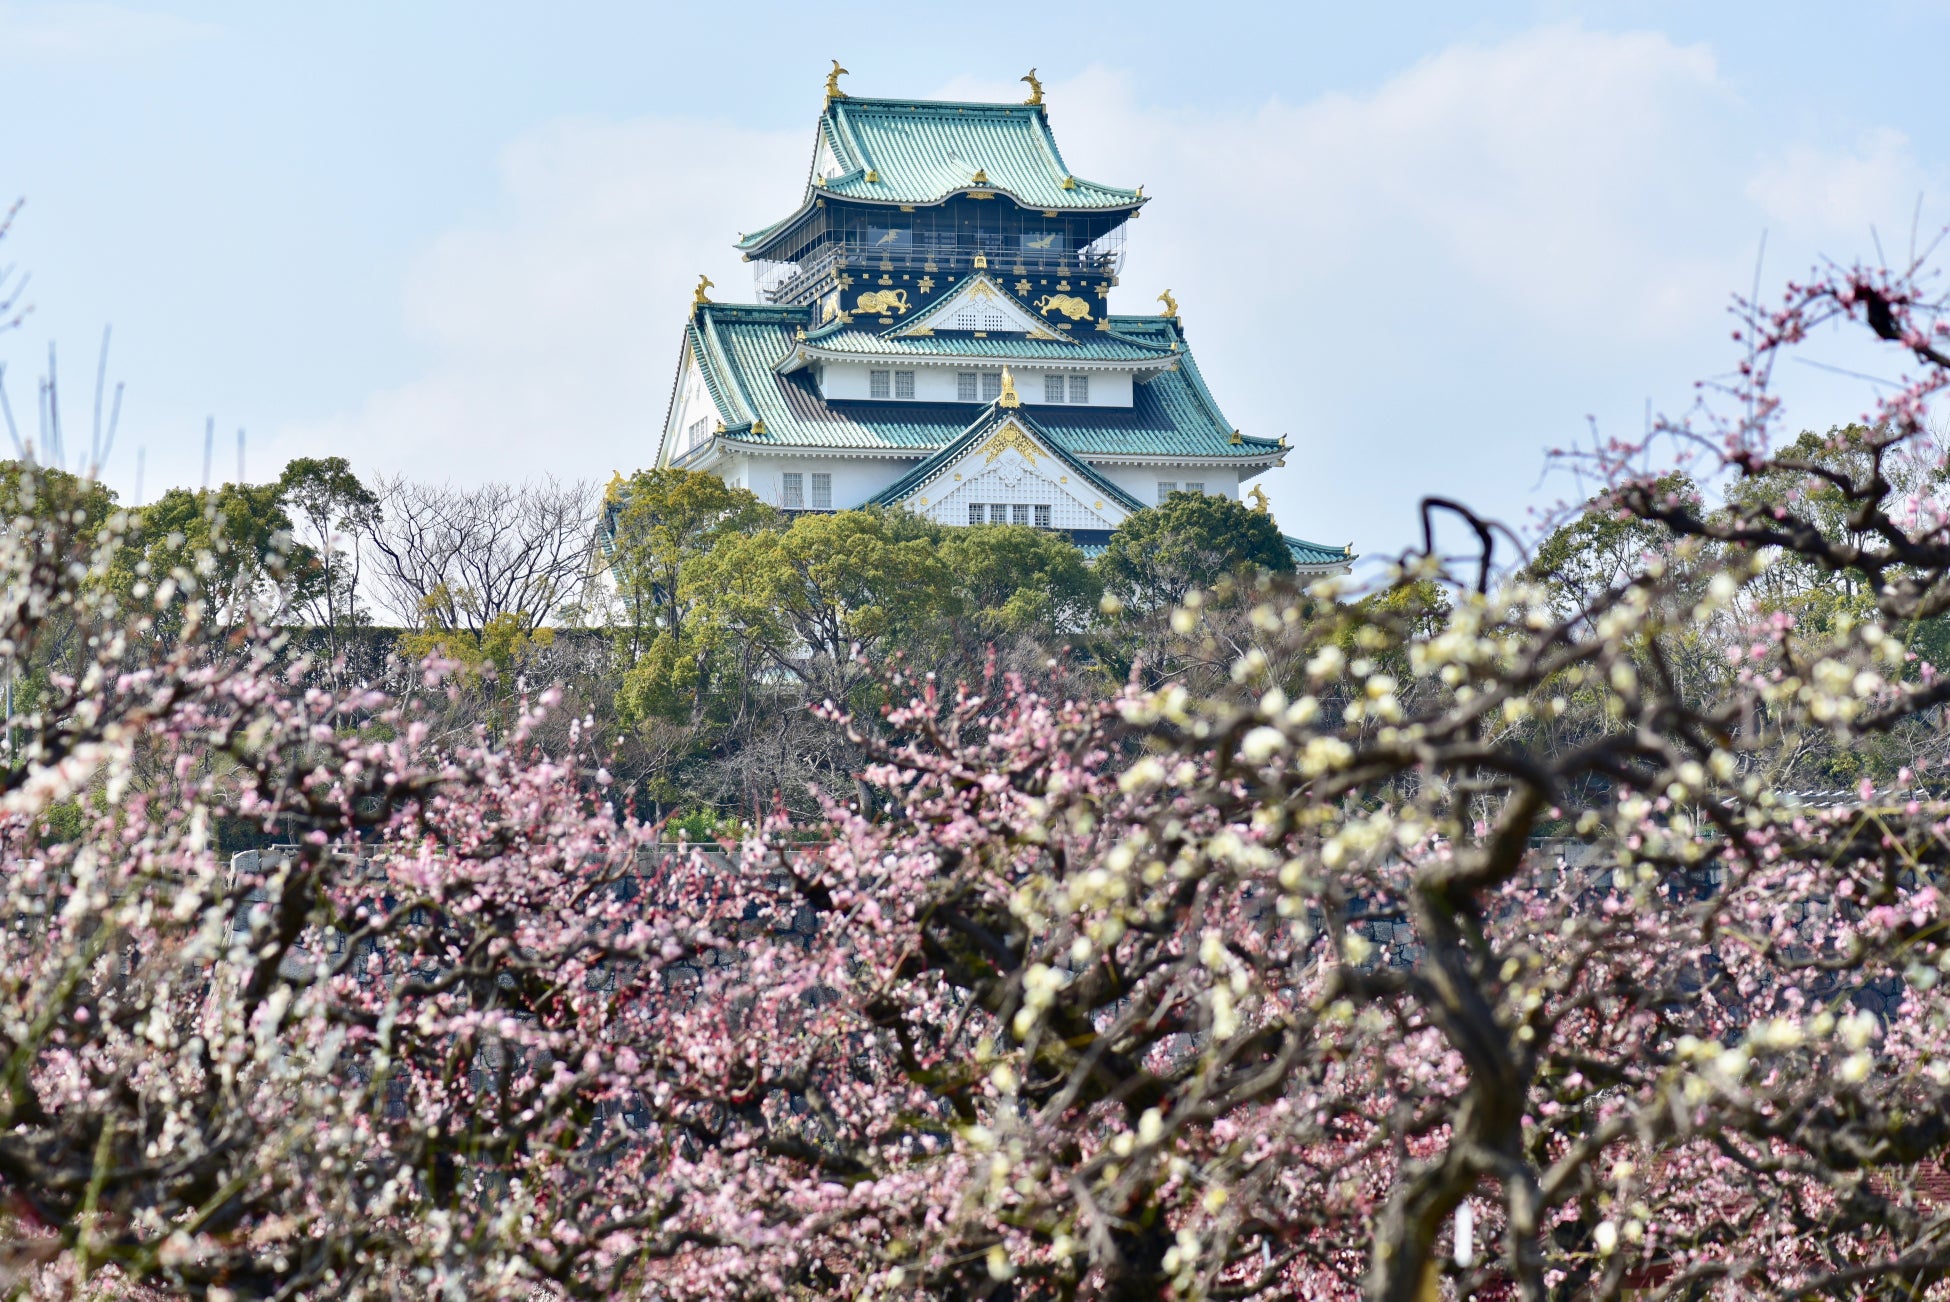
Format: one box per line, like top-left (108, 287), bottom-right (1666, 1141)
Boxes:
top-left (740, 454), bottom-right (919, 510)
top-left (1090, 463), bottom-right (1245, 507)
top-left (664, 355), bottom-right (721, 461)
top-left (816, 362), bottom-right (1133, 407)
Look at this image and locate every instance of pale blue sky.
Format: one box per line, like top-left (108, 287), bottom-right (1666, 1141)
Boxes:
top-left (2, 1), bottom-right (1944, 557)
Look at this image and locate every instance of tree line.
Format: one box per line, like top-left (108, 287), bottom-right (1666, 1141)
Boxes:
top-left (0, 456), bottom-right (1308, 832)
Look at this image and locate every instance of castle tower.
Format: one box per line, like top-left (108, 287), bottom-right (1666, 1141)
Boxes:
top-left (654, 70), bottom-right (1350, 571)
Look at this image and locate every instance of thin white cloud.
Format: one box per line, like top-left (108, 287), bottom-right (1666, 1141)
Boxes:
top-left (0, 2), bottom-right (210, 58)
top-left (267, 115), bottom-right (806, 486)
top-left (278, 25), bottom-right (1940, 556)
top-left (1748, 127), bottom-right (1939, 240)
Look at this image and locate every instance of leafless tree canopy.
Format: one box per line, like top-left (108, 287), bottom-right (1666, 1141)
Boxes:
top-left (361, 476), bottom-right (597, 634)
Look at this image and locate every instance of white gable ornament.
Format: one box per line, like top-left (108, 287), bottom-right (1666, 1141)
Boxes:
top-left (899, 418), bottom-right (1127, 531)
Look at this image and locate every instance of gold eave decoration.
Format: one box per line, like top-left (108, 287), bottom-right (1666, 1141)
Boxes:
top-left (970, 168), bottom-right (988, 185)
top-left (1061, 175), bottom-right (1076, 190)
top-left (997, 367), bottom-right (1021, 409)
top-left (824, 60), bottom-right (849, 101)
top-left (980, 421), bottom-right (1040, 463)
top-left (751, 419), bottom-right (767, 435)
top-left (865, 169), bottom-right (880, 183)
top-left (1230, 430), bottom-right (1244, 445)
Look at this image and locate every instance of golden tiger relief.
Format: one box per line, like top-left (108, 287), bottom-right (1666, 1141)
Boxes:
top-left (855, 289), bottom-right (909, 314)
top-left (1034, 293), bottom-right (1092, 321)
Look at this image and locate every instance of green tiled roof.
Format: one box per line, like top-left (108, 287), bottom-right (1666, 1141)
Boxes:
top-left (1287, 535), bottom-right (1355, 569)
top-left (673, 302), bottom-right (1285, 461)
top-left (737, 97), bottom-right (1142, 253)
top-left (866, 407), bottom-right (1145, 513)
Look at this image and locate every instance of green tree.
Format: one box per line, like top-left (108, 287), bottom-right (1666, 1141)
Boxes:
top-left (1098, 491), bottom-right (1294, 614)
top-left (275, 456), bottom-right (379, 653)
top-left (939, 523), bottom-right (1101, 637)
top-left (119, 481), bottom-right (318, 632)
top-left (605, 468), bottom-right (775, 663)
top-left (1527, 473), bottom-right (1698, 620)
top-left (699, 507), bottom-right (959, 706)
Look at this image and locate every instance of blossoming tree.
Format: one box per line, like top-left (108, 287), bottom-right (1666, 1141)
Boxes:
top-left (9, 252), bottom-right (1950, 1302)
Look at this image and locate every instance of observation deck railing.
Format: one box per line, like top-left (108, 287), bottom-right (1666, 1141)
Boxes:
top-left (755, 236), bottom-right (1123, 306)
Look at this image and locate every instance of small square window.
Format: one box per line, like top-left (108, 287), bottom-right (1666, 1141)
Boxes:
top-left (1034, 504), bottom-right (1051, 529)
top-left (782, 473), bottom-right (805, 509)
top-left (1156, 480), bottom-right (1177, 503)
top-left (958, 372), bottom-right (978, 401)
top-left (1012, 504), bottom-right (1029, 526)
top-left (969, 503), bottom-right (984, 526)
top-left (895, 371), bottom-right (915, 399)
top-left (1185, 481), bottom-right (1205, 495)
top-left (1044, 374), bottom-right (1066, 403)
top-left (981, 372), bottom-right (1003, 402)
top-left (811, 472), bottom-right (832, 509)
top-left (1068, 374), bottom-right (1089, 403)
top-left (869, 370), bottom-right (891, 399)
top-left (991, 503), bottom-right (1007, 522)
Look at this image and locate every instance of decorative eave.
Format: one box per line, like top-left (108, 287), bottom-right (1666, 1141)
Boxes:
top-left (1084, 445), bottom-right (1286, 468)
top-left (711, 438), bottom-right (929, 462)
top-left (776, 344), bottom-right (1177, 378)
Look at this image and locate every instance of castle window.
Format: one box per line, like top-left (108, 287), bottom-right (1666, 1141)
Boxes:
top-left (1034, 504), bottom-right (1051, 528)
top-left (811, 472), bottom-right (832, 509)
top-left (1156, 481), bottom-right (1177, 503)
top-left (1068, 374), bottom-right (1090, 403)
top-left (990, 503), bottom-right (1007, 522)
top-left (981, 372), bottom-right (1003, 402)
top-left (1012, 504), bottom-right (1030, 526)
top-left (687, 416), bottom-right (708, 447)
top-left (870, 370), bottom-right (891, 399)
top-left (895, 370), bottom-right (915, 399)
top-left (1044, 374), bottom-right (1066, 403)
top-left (957, 372), bottom-right (978, 401)
top-left (782, 473), bottom-right (805, 509)
top-left (1185, 481), bottom-right (1205, 495)
top-left (969, 503), bottom-right (984, 526)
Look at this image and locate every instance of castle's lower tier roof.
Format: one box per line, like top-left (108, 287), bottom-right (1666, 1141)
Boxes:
top-left (675, 303), bottom-right (1284, 462)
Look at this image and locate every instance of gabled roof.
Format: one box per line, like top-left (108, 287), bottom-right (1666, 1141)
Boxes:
top-left (867, 405), bottom-right (1144, 513)
top-left (882, 272), bottom-right (1065, 340)
top-left (666, 301), bottom-right (1287, 463)
top-left (737, 96), bottom-right (1143, 255)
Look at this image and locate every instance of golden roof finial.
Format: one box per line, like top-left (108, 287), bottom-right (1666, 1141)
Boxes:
top-left (1248, 485), bottom-right (1271, 515)
top-left (998, 366), bottom-right (1021, 409)
top-left (1021, 69), bottom-right (1044, 106)
top-left (970, 168), bottom-right (989, 186)
top-left (825, 60), bottom-right (849, 101)
top-left (692, 274), bottom-right (714, 307)
top-left (1158, 289), bottom-right (1178, 318)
